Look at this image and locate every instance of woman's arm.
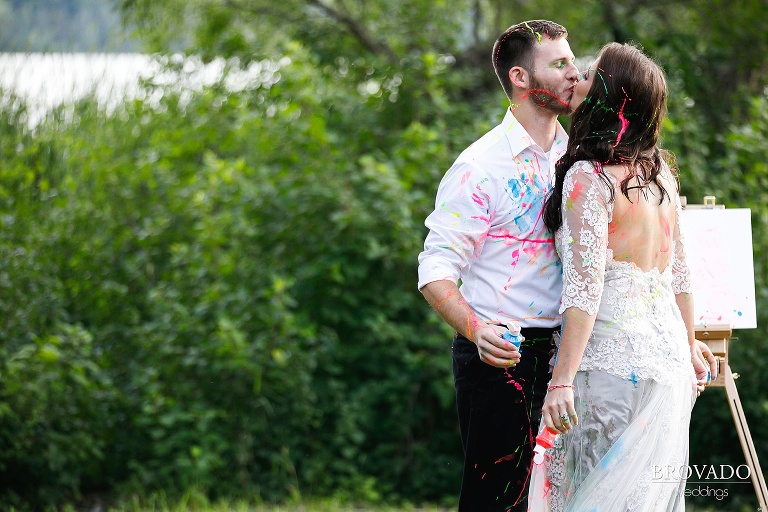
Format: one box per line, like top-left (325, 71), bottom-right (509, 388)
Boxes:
top-left (671, 192), bottom-right (717, 390)
top-left (543, 307), bottom-right (596, 433)
top-left (542, 162), bottom-right (611, 434)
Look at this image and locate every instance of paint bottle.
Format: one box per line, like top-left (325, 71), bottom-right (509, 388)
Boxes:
top-left (502, 322), bottom-right (522, 349)
top-left (532, 426), bottom-right (558, 465)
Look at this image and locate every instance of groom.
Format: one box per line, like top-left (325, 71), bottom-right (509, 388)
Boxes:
top-left (418, 20), bottom-right (578, 511)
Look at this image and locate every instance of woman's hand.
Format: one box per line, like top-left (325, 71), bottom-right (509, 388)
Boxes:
top-left (541, 386), bottom-right (578, 435)
top-left (691, 340), bottom-right (718, 395)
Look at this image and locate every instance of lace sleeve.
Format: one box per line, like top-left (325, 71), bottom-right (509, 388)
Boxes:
top-left (671, 193), bottom-right (692, 294)
top-left (558, 162), bottom-right (613, 315)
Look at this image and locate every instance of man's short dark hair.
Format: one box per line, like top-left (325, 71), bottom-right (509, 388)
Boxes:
top-left (492, 20), bottom-right (568, 99)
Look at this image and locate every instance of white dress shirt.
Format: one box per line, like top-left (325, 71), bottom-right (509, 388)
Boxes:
top-left (418, 108), bottom-right (567, 328)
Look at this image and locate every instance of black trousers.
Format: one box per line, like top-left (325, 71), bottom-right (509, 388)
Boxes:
top-left (453, 327), bottom-right (557, 512)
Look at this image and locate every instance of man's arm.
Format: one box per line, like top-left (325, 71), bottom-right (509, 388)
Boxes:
top-left (421, 280), bottom-right (520, 368)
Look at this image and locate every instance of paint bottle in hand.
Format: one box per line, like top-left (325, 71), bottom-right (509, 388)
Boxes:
top-left (502, 321), bottom-right (522, 350)
top-left (532, 426), bottom-right (558, 465)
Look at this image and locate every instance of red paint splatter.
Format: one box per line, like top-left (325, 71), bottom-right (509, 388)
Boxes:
top-left (522, 88), bottom-right (569, 109)
top-left (569, 179), bottom-right (584, 202)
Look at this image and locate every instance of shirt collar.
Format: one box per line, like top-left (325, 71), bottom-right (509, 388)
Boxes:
top-left (501, 107), bottom-right (568, 160)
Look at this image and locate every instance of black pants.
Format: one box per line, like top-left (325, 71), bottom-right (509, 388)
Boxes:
top-left (453, 327), bottom-right (557, 512)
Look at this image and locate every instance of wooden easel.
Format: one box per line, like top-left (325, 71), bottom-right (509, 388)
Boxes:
top-left (684, 196), bottom-right (767, 509)
top-left (696, 325), bottom-right (768, 510)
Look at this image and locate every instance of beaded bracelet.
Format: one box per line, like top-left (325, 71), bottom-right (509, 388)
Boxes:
top-left (547, 384), bottom-right (574, 391)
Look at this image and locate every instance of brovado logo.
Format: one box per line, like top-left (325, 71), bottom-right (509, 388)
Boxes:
top-left (653, 464), bottom-right (752, 481)
top-left (685, 486), bottom-right (729, 501)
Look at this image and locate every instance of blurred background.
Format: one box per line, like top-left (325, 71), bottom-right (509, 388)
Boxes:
top-left (0, 1), bottom-right (766, 510)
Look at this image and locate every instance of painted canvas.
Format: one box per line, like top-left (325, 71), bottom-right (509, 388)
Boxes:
top-left (679, 208), bottom-right (757, 329)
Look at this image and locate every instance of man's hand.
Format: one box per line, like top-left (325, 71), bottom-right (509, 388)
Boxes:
top-left (473, 325), bottom-right (522, 368)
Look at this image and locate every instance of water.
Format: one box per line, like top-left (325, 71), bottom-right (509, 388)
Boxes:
top-left (0, 52), bottom-right (283, 125)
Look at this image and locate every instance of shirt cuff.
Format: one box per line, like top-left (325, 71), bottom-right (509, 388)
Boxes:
top-left (417, 256), bottom-right (460, 290)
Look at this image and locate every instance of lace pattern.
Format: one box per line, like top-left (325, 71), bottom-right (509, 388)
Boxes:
top-left (671, 197), bottom-right (692, 294)
top-left (530, 160), bottom-right (695, 511)
top-left (556, 161), bottom-right (694, 384)
top-left (580, 262), bottom-right (693, 385)
top-left (557, 161), bottom-right (614, 315)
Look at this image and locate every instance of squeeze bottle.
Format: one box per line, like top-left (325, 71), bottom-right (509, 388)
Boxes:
top-left (532, 426), bottom-right (558, 465)
top-left (502, 321), bottom-right (522, 349)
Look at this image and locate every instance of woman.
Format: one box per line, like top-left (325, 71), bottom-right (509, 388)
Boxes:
top-left (527, 42), bottom-right (710, 511)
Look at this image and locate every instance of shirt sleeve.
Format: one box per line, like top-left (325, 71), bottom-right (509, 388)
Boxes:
top-left (558, 161), bottom-right (613, 315)
top-left (671, 192), bottom-right (692, 294)
top-left (417, 161), bottom-right (496, 289)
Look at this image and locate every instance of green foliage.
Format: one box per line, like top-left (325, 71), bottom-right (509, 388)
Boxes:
top-left (0, 41), bottom-right (479, 508)
top-left (1, 1), bottom-right (768, 510)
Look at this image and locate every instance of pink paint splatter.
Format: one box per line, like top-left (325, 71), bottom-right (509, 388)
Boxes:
top-left (523, 245), bottom-right (539, 259)
top-left (488, 230), bottom-right (554, 244)
top-left (614, 92), bottom-right (630, 147)
top-left (471, 193), bottom-right (485, 206)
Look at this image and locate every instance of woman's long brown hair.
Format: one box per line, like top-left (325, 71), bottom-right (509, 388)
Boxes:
top-left (543, 42), bottom-right (677, 233)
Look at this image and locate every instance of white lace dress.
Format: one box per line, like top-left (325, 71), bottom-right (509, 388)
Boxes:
top-left (528, 161), bottom-right (698, 511)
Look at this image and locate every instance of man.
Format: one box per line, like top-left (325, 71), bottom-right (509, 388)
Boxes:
top-left (417, 20), bottom-right (578, 511)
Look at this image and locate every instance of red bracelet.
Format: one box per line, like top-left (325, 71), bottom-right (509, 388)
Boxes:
top-left (547, 384), bottom-right (574, 391)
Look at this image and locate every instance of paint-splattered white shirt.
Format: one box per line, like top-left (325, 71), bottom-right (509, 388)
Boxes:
top-left (418, 108), bottom-right (566, 328)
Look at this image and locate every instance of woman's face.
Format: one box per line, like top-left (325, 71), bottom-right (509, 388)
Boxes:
top-left (571, 59), bottom-right (598, 110)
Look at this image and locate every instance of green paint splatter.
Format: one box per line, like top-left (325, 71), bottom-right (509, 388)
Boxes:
top-left (524, 22), bottom-right (542, 43)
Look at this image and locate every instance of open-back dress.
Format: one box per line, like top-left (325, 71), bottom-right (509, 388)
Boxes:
top-left (528, 160), bottom-right (698, 511)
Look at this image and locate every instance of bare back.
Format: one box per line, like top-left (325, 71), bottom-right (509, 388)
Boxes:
top-left (603, 164), bottom-right (679, 273)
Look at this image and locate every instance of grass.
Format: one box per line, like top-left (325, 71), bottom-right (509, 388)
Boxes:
top-left (64, 490), bottom-right (453, 512)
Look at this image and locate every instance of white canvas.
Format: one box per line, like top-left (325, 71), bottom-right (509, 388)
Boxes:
top-left (679, 208), bottom-right (757, 329)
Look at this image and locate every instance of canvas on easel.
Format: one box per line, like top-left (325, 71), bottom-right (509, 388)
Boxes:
top-left (680, 198), bottom-right (766, 509)
top-left (679, 202), bottom-right (756, 329)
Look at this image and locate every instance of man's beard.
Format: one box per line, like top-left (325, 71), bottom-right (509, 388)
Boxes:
top-left (525, 74), bottom-right (573, 115)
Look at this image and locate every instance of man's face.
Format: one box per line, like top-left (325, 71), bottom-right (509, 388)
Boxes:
top-left (525, 36), bottom-right (579, 115)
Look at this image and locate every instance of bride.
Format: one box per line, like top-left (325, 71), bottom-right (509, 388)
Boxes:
top-left (528, 42), bottom-right (712, 511)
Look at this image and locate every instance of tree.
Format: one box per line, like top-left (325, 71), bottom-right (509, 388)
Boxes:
top-left (1, 0), bottom-right (767, 509)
